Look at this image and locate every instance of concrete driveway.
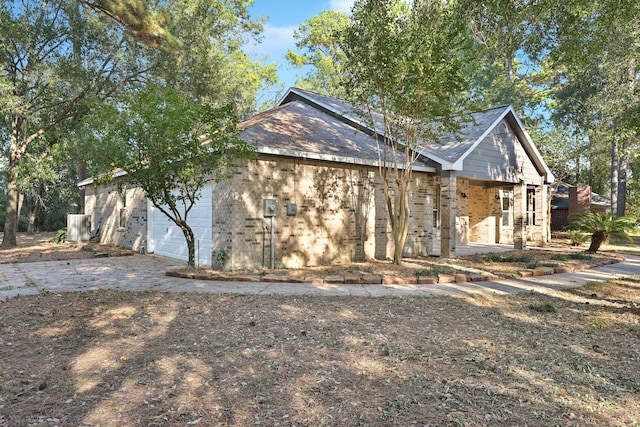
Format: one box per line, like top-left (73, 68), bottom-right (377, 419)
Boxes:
top-left (1, 253), bottom-right (639, 299)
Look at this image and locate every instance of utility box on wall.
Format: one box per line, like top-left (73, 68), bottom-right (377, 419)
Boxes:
top-left (67, 214), bottom-right (91, 243)
top-left (263, 199), bottom-right (277, 217)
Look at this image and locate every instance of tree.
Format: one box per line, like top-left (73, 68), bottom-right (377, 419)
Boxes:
top-left (531, 0), bottom-right (640, 216)
top-left (81, 85), bottom-right (256, 269)
top-left (285, 10), bottom-right (350, 97)
top-left (76, 0), bottom-right (176, 49)
top-left (460, 0), bottom-right (546, 117)
top-left (1, 0), bottom-right (275, 249)
top-left (341, 0), bottom-right (475, 264)
top-left (154, 0), bottom-right (277, 117)
top-left (0, 0), bottom-right (160, 248)
top-left (568, 211), bottom-right (635, 253)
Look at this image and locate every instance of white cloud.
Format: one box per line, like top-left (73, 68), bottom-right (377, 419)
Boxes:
top-left (329, 0), bottom-right (355, 13)
top-left (246, 23), bottom-right (297, 58)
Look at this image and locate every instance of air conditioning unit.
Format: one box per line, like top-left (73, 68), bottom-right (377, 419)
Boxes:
top-left (67, 214), bottom-right (91, 243)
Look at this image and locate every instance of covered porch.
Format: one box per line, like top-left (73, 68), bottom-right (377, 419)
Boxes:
top-left (435, 174), bottom-right (550, 258)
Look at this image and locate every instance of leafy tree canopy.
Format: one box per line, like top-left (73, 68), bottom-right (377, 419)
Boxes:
top-left (285, 10), bottom-right (350, 97)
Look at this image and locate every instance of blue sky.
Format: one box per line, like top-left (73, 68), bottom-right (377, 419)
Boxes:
top-left (245, 0), bottom-right (355, 104)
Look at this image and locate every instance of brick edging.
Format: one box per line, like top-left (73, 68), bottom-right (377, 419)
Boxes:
top-left (166, 255), bottom-right (626, 285)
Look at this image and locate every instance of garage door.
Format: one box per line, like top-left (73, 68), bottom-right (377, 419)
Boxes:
top-left (147, 184), bottom-right (212, 267)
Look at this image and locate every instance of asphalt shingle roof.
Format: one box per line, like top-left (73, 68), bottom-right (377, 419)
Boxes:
top-left (283, 88), bottom-right (511, 166)
top-left (239, 99), bottom-right (428, 168)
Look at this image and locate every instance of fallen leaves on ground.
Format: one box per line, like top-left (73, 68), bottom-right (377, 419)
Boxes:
top-left (1, 277), bottom-right (639, 426)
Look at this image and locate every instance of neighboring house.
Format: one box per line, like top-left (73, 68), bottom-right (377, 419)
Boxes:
top-left (78, 87), bottom-right (555, 269)
top-left (550, 182), bottom-right (611, 230)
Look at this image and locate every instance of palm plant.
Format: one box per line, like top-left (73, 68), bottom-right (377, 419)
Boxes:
top-left (568, 211), bottom-right (636, 253)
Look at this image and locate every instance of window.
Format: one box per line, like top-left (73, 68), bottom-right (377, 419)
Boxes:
top-left (527, 189), bottom-right (536, 226)
top-left (500, 189), bottom-right (513, 227)
top-left (433, 184), bottom-right (440, 229)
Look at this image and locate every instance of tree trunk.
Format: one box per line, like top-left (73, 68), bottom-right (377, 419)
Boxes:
top-left (27, 191), bottom-right (38, 235)
top-left (587, 230), bottom-right (608, 253)
top-left (611, 137), bottom-right (619, 215)
top-left (617, 137), bottom-right (631, 216)
top-left (78, 163), bottom-right (88, 214)
top-left (506, 52), bottom-right (514, 83)
top-left (1, 121), bottom-right (23, 249)
top-left (1, 161), bottom-right (19, 249)
top-left (179, 221), bottom-right (196, 269)
top-left (391, 181), bottom-right (410, 265)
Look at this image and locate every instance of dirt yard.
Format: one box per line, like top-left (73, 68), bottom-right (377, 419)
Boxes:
top-left (0, 232), bottom-right (137, 264)
top-left (0, 233), bottom-right (639, 426)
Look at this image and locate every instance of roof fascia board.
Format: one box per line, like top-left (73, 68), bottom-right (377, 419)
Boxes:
top-left (77, 169), bottom-right (128, 187)
top-left (257, 146), bottom-right (436, 173)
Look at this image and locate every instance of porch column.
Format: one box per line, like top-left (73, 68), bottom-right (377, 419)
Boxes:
top-left (440, 171), bottom-right (456, 258)
top-left (540, 184), bottom-right (549, 244)
top-left (514, 181), bottom-right (527, 249)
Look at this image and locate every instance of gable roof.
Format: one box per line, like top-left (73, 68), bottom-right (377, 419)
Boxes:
top-left (279, 87), bottom-right (554, 183)
top-left (239, 97), bottom-right (434, 172)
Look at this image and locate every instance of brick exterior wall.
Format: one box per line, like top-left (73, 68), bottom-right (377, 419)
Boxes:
top-left (467, 182), bottom-right (548, 246)
top-left (468, 184), bottom-right (500, 244)
top-left (84, 181), bottom-right (147, 252)
top-left (569, 185), bottom-right (591, 215)
top-left (83, 156), bottom-right (549, 269)
top-left (219, 156), bottom-right (435, 270)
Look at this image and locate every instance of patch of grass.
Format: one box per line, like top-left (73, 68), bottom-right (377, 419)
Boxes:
top-left (589, 317), bottom-right (609, 331)
top-left (551, 252), bottom-right (593, 261)
top-left (431, 266), bottom-right (456, 276)
top-left (347, 266), bottom-right (375, 274)
top-left (568, 252), bottom-right (593, 260)
top-left (529, 302), bottom-right (558, 313)
top-left (483, 254), bottom-right (533, 264)
top-left (2, 277), bottom-right (640, 426)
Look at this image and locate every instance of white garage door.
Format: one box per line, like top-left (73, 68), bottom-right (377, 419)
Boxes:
top-left (147, 184), bottom-right (212, 267)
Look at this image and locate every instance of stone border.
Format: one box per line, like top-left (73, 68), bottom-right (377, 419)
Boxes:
top-left (517, 256), bottom-right (625, 278)
top-left (165, 256), bottom-right (626, 285)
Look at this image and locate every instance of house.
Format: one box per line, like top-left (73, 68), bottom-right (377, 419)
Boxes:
top-left (78, 88), bottom-right (555, 269)
top-left (550, 182), bottom-right (611, 230)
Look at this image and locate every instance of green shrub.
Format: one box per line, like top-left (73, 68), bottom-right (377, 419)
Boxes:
top-left (49, 228), bottom-right (67, 244)
top-left (215, 248), bottom-right (229, 267)
top-left (567, 230), bottom-right (590, 246)
top-left (414, 269), bottom-right (432, 277)
top-left (431, 266), bottom-right (456, 276)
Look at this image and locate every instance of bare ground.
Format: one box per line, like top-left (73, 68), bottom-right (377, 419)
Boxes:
top-left (1, 233), bottom-right (639, 426)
